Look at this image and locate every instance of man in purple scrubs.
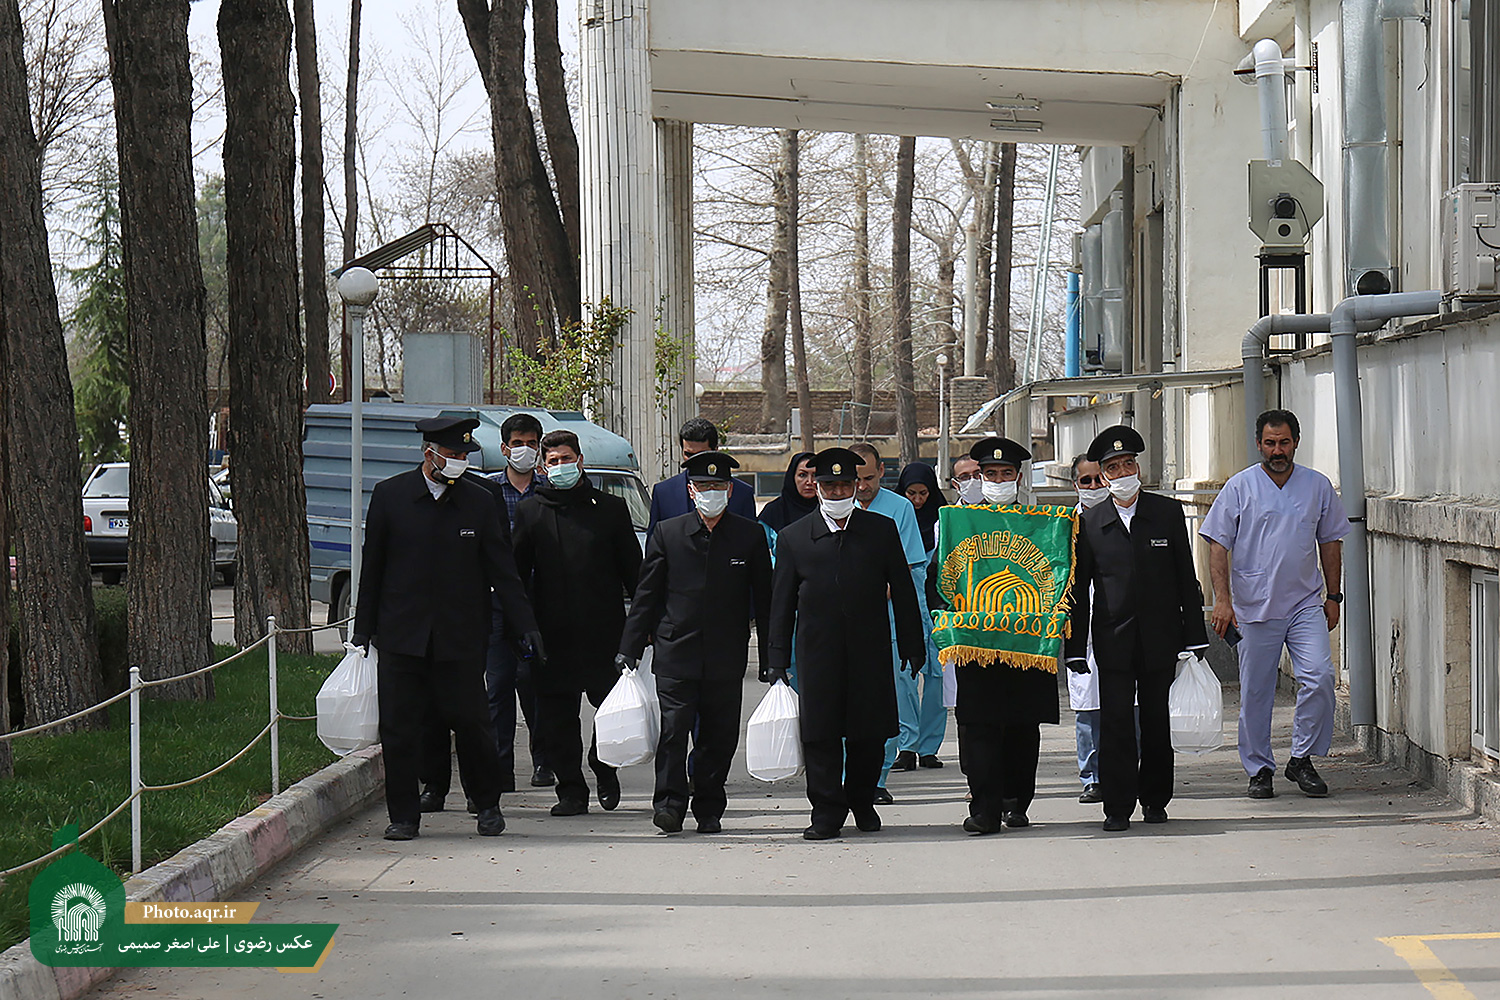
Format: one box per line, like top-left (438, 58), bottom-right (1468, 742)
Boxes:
top-left (1200, 409), bottom-right (1349, 800)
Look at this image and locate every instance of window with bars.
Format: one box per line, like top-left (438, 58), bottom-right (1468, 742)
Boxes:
top-left (1472, 567), bottom-right (1500, 760)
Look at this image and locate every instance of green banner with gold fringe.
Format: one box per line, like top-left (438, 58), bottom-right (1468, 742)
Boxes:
top-left (931, 504), bottom-right (1079, 673)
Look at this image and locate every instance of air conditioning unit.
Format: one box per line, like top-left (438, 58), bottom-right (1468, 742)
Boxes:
top-left (1443, 184), bottom-right (1500, 299)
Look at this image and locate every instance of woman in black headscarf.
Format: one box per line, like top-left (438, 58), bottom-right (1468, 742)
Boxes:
top-left (898, 461), bottom-right (945, 555)
top-left (757, 451), bottom-right (818, 534)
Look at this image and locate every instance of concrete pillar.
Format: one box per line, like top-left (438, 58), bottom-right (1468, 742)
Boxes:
top-left (579, 0), bottom-right (661, 477)
top-left (655, 119), bottom-right (696, 481)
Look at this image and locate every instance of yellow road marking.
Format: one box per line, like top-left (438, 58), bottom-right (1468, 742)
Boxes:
top-left (1378, 933), bottom-right (1500, 1000)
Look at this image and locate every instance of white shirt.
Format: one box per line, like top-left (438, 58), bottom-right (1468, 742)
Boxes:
top-left (1114, 496), bottom-right (1138, 531)
top-left (820, 508), bottom-right (847, 533)
top-left (423, 472), bottom-right (448, 501)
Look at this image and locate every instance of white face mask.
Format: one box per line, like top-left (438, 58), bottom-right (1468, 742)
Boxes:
top-left (981, 478), bottom-right (1019, 506)
top-left (428, 448), bottom-right (469, 484)
top-left (506, 444), bottom-right (538, 473)
top-left (1106, 472), bottom-right (1141, 503)
top-left (1077, 486), bottom-right (1111, 509)
top-left (956, 478), bottom-right (986, 505)
top-left (691, 485), bottom-right (729, 518)
top-left (819, 490), bottom-right (857, 520)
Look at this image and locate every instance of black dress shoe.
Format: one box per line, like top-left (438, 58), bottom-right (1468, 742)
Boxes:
top-left (696, 817), bottom-right (722, 834)
top-left (550, 799), bottom-right (588, 817)
top-left (919, 754), bottom-right (945, 769)
top-left (1102, 815), bottom-right (1131, 832)
top-left (872, 787), bottom-right (894, 806)
top-left (802, 825), bottom-right (841, 841)
top-left (531, 765), bottom-right (556, 787)
top-left (1284, 756), bottom-right (1329, 797)
top-left (1142, 806), bottom-right (1168, 824)
top-left (963, 814), bottom-right (1002, 835)
top-left (1078, 783), bottom-right (1103, 804)
top-left (653, 809), bottom-right (683, 833)
top-left (383, 821), bottom-right (419, 841)
top-left (1002, 811), bottom-right (1029, 829)
top-left (891, 750), bottom-right (918, 772)
top-left (852, 808), bottom-right (881, 832)
top-left (476, 807), bottom-right (506, 836)
top-left (417, 791), bottom-right (445, 813)
top-left (1247, 766), bottom-right (1276, 799)
top-left (597, 772), bottom-right (621, 811)
top-left (465, 798), bottom-right (478, 816)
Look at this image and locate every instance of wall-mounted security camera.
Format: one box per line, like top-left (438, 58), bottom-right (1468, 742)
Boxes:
top-left (1248, 160), bottom-right (1325, 251)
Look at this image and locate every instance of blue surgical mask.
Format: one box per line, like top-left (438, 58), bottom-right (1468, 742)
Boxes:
top-left (548, 461), bottom-right (583, 489)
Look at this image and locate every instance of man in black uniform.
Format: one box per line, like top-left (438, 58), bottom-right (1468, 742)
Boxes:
top-left (1067, 425), bottom-right (1208, 832)
top-left (766, 447), bottom-right (926, 841)
top-left (513, 429), bottom-right (643, 816)
top-left (352, 416), bottom-right (544, 841)
top-left (927, 437), bottom-right (1060, 835)
top-left (617, 451), bottom-right (772, 835)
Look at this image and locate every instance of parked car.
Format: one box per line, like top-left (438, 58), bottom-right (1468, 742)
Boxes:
top-left (81, 462), bottom-right (239, 585)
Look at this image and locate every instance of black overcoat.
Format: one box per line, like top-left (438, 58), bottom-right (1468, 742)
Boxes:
top-left (512, 481), bottom-right (642, 691)
top-left (925, 545), bottom-right (1061, 726)
top-left (1065, 492), bottom-right (1208, 673)
top-left (619, 511), bottom-right (772, 681)
top-left (353, 467), bottom-right (537, 661)
top-left (767, 508), bottom-right (926, 742)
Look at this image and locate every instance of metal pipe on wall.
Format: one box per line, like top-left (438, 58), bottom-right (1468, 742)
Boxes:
top-left (1341, 0), bottom-right (1394, 295)
top-left (1065, 270), bottom-right (1081, 377)
top-left (1254, 38), bottom-right (1292, 162)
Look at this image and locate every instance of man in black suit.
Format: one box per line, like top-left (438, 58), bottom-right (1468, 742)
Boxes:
top-left (352, 416), bottom-right (544, 841)
top-left (513, 429), bottom-right (643, 816)
top-left (766, 448), bottom-right (926, 841)
top-left (618, 451), bottom-right (773, 834)
top-left (645, 418), bottom-right (756, 538)
top-left (1066, 425), bottom-right (1209, 832)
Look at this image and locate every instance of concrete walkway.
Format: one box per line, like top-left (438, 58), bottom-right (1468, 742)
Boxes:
top-left (91, 678), bottom-right (1500, 999)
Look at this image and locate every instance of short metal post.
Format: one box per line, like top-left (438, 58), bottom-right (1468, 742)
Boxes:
top-left (267, 616), bottom-right (280, 796)
top-left (129, 665), bottom-right (142, 875)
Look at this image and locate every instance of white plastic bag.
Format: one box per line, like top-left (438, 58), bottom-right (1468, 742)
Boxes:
top-left (317, 642), bottom-right (380, 755)
top-left (1169, 651), bottom-right (1224, 754)
top-left (637, 646), bottom-right (658, 706)
top-left (594, 669), bottom-right (659, 767)
top-left (746, 680), bottom-right (804, 782)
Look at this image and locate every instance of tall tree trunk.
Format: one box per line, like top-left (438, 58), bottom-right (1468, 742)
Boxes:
top-left (457, 0), bottom-right (575, 351)
top-left (784, 130), bottom-right (812, 452)
top-left (0, 0), bottom-right (103, 732)
top-left (937, 247), bottom-right (956, 369)
top-left (851, 133), bottom-right (872, 436)
top-left (295, 0), bottom-right (330, 406)
top-left (892, 135), bottom-right (918, 466)
top-left (531, 0), bottom-right (578, 261)
top-left (220, 0), bottom-right (314, 653)
top-left (974, 143), bottom-right (999, 375)
top-left (0, 435), bottom-right (11, 774)
top-left (103, 0), bottom-right (213, 697)
top-left (990, 142), bottom-right (1018, 394)
top-left (340, 0), bottom-right (360, 401)
top-left (758, 130), bottom-right (791, 434)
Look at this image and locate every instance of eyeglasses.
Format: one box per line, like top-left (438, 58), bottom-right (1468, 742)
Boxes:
top-left (1075, 475), bottom-right (1104, 487)
top-left (952, 471), bottom-right (982, 483)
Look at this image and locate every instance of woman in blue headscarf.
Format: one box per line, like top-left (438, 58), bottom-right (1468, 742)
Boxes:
top-left (895, 461), bottom-right (949, 768)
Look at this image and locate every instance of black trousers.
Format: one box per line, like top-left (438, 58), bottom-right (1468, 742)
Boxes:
top-left (535, 661), bottom-right (619, 807)
top-left (803, 737), bottom-right (884, 832)
top-left (1098, 650), bottom-right (1174, 818)
top-left (654, 674), bottom-right (742, 822)
top-left (959, 723), bottom-right (1041, 820)
top-left (379, 650), bottom-right (501, 826)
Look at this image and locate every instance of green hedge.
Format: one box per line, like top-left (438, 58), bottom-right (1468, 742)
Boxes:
top-left (6, 585), bottom-right (130, 728)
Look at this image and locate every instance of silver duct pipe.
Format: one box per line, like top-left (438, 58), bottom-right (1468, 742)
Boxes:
top-left (1253, 39), bottom-right (1291, 162)
top-left (1329, 290), bottom-right (1442, 728)
top-left (1341, 0), bottom-right (1393, 295)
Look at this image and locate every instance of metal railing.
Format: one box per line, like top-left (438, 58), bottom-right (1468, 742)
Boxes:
top-left (0, 612), bottom-right (353, 883)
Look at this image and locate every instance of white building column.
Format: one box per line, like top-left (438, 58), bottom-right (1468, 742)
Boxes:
top-left (655, 119), bottom-right (696, 480)
top-left (579, 0), bottom-right (662, 476)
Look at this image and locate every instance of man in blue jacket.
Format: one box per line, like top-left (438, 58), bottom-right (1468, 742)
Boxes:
top-left (646, 417), bottom-right (756, 538)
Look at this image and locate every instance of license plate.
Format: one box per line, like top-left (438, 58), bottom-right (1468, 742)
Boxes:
top-left (108, 518), bottom-right (129, 531)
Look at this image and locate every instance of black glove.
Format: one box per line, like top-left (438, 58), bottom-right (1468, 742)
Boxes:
top-left (763, 665), bottom-right (789, 685)
top-left (350, 634), bottom-right (370, 653)
top-left (516, 630), bottom-right (548, 665)
top-left (903, 658), bottom-right (921, 679)
top-left (614, 653), bottom-right (635, 675)
top-left (1065, 657), bottom-right (1090, 675)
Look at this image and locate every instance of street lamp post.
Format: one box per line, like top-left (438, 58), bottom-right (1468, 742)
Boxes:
top-left (336, 267), bottom-right (379, 636)
top-left (936, 353), bottom-right (951, 487)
